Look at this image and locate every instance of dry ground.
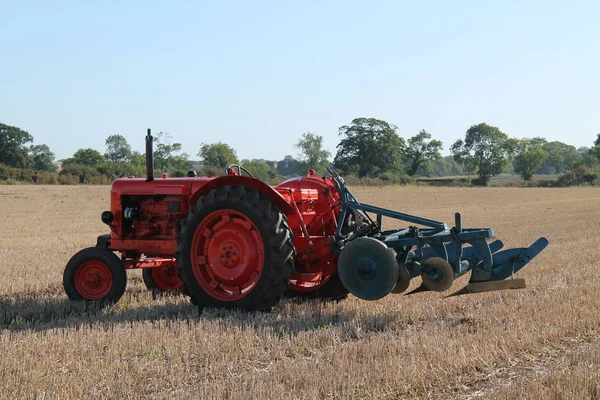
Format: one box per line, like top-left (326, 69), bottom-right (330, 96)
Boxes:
top-left (1, 185), bottom-right (599, 399)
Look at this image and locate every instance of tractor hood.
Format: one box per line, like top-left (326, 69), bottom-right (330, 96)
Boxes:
top-left (110, 176), bottom-right (214, 196)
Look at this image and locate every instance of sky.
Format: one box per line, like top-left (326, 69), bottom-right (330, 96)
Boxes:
top-left (1, 0), bottom-right (599, 161)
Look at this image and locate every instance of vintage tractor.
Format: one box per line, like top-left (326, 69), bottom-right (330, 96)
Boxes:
top-left (63, 130), bottom-right (548, 310)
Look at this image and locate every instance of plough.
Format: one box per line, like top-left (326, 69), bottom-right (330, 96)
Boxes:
top-left (331, 170), bottom-right (548, 299)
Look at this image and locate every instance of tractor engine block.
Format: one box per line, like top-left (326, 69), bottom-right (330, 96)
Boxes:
top-left (122, 196), bottom-right (185, 240)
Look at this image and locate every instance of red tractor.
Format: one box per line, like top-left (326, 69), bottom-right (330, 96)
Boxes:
top-left (64, 130), bottom-right (547, 310)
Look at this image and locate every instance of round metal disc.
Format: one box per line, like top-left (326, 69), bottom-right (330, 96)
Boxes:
top-left (421, 257), bottom-right (454, 292)
top-left (338, 237), bottom-right (398, 301)
top-left (391, 264), bottom-right (411, 294)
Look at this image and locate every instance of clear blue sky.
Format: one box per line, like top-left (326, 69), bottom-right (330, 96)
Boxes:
top-left (2, 0), bottom-right (598, 161)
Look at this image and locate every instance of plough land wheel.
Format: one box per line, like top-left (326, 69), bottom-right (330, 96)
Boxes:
top-left (421, 257), bottom-right (454, 292)
top-left (63, 247), bottom-right (127, 304)
top-left (142, 265), bottom-right (183, 292)
top-left (177, 186), bottom-right (294, 311)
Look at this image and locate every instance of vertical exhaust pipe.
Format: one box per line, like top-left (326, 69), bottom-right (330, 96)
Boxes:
top-left (146, 128), bottom-right (154, 182)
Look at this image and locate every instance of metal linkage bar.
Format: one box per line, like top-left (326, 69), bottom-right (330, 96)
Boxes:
top-left (330, 171), bottom-right (448, 234)
top-left (349, 202), bottom-right (448, 230)
top-left (380, 228), bottom-right (494, 248)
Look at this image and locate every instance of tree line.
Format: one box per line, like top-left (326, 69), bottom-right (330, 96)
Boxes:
top-left (1, 119), bottom-right (599, 185)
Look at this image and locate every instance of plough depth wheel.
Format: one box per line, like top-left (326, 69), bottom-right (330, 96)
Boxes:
top-left (421, 257), bottom-right (454, 292)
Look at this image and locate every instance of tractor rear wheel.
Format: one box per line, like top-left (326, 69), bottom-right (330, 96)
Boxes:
top-left (142, 265), bottom-right (183, 292)
top-left (63, 247), bottom-right (127, 304)
top-left (177, 186), bottom-right (294, 311)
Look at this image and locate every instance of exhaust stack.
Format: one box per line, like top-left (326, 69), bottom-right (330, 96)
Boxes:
top-left (146, 128), bottom-right (154, 182)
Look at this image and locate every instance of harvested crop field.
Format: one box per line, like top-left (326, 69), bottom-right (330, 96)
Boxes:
top-left (1, 185), bottom-right (600, 399)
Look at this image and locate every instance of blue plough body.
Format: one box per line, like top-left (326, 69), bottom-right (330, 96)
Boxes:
top-left (329, 170), bottom-right (548, 299)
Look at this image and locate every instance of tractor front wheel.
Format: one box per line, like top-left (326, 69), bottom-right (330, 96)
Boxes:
top-left (177, 186), bottom-right (294, 311)
top-left (63, 247), bottom-right (127, 304)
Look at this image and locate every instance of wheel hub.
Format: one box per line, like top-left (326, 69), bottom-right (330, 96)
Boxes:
top-left (357, 259), bottom-right (376, 279)
top-left (74, 260), bottom-right (113, 300)
top-left (218, 242), bottom-right (241, 268)
top-left (87, 273), bottom-right (101, 285)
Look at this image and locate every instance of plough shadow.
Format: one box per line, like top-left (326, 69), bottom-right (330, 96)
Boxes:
top-left (0, 292), bottom-right (393, 336)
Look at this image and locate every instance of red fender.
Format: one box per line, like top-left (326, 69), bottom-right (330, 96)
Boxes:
top-left (189, 175), bottom-right (295, 216)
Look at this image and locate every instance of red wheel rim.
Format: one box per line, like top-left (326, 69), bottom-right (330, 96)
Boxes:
top-left (74, 260), bottom-right (113, 300)
top-left (190, 209), bottom-right (264, 301)
top-left (151, 266), bottom-right (183, 290)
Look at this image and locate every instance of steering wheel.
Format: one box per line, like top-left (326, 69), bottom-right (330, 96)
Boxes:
top-left (226, 164), bottom-right (255, 178)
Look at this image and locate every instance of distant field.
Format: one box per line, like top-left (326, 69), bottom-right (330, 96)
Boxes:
top-left (416, 174), bottom-right (561, 186)
top-left (1, 185), bottom-right (599, 399)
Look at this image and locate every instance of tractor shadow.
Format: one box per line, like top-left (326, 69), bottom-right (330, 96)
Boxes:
top-left (0, 291), bottom-right (396, 337)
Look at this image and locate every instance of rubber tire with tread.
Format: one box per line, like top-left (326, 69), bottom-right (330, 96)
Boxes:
top-left (177, 185), bottom-right (295, 311)
top-left (63, 247), bottom-right (127, 304)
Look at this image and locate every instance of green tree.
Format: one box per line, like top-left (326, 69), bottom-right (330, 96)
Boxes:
top-left (242, 160), bottom-right (277, 180)
top-left (130, 151), bottom-right (147, 173)
top-left (277, 155), bottom-right (300, 176)
top-left (577, 146), bottom-right (590, 155)
top-left (168, 153), bottom-right (192, 172)
top-left (429, 155), bottom-right (466, 177)
top-left (334, 117), bottom-right (405, 177)
top-left (586, 145), bottom-right (600, 165)
top-left (60, 163), bottom-right (102, 183)
top-left (154, 132), bottom-right (190, 172)
top-left (63, 148), bottom-right (105, 167)
top-left (197, 142), bottom-right (239, 169)
top-left (403, 129), bottom-right (443, 176)
top-left (582, 134), bottom-right (600, 166)
top-left (541, 141), bottom-right (580, 174)
top-left (29, 144), bottom-right (57, 172)
top-left (0, 123), bottom-right (33, 168)
top-left (450, 123), bottom-right (516, 186)
top-left (100, 134), bottom-right (136, 179)
top-left (105, 134), bottom-right (132, 163)
top-left (513, 138), bottom-right (549, 181)
top-left (97, 160), bottom-right (136, 180)
top-left (295, 132), bottom-right (331, 174)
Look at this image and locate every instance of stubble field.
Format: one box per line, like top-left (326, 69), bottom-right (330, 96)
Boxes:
top-left (1, 185), bottom-right (599, 399)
